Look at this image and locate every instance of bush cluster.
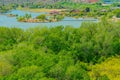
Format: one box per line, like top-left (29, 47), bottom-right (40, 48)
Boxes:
top-left (0, 21), bottom-right (120, 79)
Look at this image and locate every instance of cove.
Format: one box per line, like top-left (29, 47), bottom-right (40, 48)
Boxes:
top-left (0, 10), bottom-right (98, 29)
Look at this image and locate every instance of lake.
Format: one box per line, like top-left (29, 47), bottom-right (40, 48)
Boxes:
top-left (0, 10), bottom-right (98, 29)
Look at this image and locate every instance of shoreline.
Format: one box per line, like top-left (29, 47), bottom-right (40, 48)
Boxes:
top-left (17, 8), bottom-right (66, 12)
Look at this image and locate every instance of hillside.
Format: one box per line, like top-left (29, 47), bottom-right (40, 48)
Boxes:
top-left (1, 0), bottom-right (120, 5)
top-left (0, 0), bottom-right (99, 5)
top-left (0, 20), bottom-right (120, 79)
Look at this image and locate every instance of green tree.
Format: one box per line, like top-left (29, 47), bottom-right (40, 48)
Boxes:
top-left (36, 14), bottom-right (46, 21)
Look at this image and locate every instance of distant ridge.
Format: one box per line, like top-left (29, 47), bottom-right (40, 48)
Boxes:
top-left (0, 0), bottom-right (99, 5)
top-left (0, 0), bottom-right (120, 5)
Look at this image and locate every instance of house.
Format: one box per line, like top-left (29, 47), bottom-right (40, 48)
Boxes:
top-left (49, 10), bottom-right (60, 15)
top-left (87, 0), bottom-right (98, 3)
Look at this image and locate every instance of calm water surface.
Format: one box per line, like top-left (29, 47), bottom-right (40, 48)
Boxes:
top-left (0, 10), bottom-right (98, 29)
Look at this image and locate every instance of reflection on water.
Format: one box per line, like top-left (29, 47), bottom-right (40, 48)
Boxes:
top-left (0, 10), bottom-right (98, 29)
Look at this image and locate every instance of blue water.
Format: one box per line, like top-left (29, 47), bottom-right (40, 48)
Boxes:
top-left (0, 10), bottom-right (98, 29)
top-left (6, 10), bottom-right (47, 18)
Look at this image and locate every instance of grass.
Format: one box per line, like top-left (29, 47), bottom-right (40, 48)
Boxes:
top-left (17, 8), bottom-right (66, 12)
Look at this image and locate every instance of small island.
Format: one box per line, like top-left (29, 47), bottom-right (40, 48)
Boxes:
top-left (17, 11), bottom-right (64, 23)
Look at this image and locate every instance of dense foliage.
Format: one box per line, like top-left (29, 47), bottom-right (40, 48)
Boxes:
top-left (0, 20), bottom-right (120, 79)
top-left (90, 56), bottom-right (120, 80)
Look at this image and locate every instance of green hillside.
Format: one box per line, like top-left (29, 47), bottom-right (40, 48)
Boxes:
top-left (0, 20), bottom-right (120, 79)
